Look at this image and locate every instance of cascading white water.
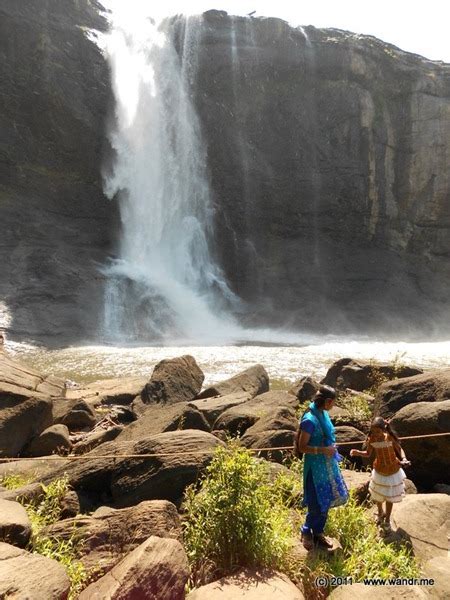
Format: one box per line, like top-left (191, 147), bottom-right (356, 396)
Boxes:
top-left (102, 9), bottom-right (241, 343)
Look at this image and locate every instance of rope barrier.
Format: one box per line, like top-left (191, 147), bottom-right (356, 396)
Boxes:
top-left (1, 432), bottom-right (449, 462)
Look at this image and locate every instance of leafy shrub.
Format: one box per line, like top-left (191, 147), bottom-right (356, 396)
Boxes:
top-left (23, 475), bottom-right (88, 599)
top-left (336, 392), bottom-right (372, 424)
top-left (183, 443), bottom-right (296, 586)
top-left (325, 493), bottom-right (419, 581)
top-left (0, 472), bottom-right (36, 489)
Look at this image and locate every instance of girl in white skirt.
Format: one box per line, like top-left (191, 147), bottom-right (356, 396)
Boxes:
top-left (350, 417), bottom-right (410, 529)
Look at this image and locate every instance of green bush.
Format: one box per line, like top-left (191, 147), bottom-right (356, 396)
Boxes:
top-left (336, 392), bottom-right (372, 423)
top-left (0, 472), bottom-right (36, 489)
top-left (325, 493), bottom-right (419, 581)
top-left (183, 443), bottom-right (296, 586)
top-left (23, 475), bottom-right (88, 599)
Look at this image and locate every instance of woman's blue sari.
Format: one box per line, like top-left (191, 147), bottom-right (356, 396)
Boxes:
top-left (301, 402), bottom-right (348, 512)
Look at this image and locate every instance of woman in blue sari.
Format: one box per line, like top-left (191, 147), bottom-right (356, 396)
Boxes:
top-left (297, 385), bottom-right (348, 550)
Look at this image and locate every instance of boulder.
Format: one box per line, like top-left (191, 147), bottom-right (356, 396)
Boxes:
top-left (0, 383), bottom-right (53, 456)
top-left (0, 541), bottom-right (70, 599)
top-left (197, 364), bottom-right (269, 399)
top-left (335, 426), bottom-right (366, 459)
top-left (186, 568), bottom-right (304, 599)
top-left (375, 368), bottom-right (450, 418)
top-left (0, 353), bottom-right (65, 397)
top-left (434, 484), bottom-right (450, 494)
top-left (288, 376), bottom-right (320, 402)
top-left (66, 376), bottom-right (147, 406)
top-left (329, 583), bottom-right (428, 599)
top-left (322, 358), bottom-right (422, 392)
top-left (422, 556), bottom-right (450, 599)
top-left (341, 469), bottom-right (371, 502)
top-left (73, 425), bottom-right (123, 454)
top-left (0, 499), bottom-right (31, 547)
top-left (241, 429), bottom-right (296, 463)
top-left (45, 500), bottom-right (182, 573)
top-left (189, 391), bottom-right (252, 427)
top-left (0, 482), bottom-right (45, 505)
top-left (43, 430), bottom-right (224, 507)
top-left (59, 490), bottom-right (80, 519)
top-left (52, 398), bottom-right (97, 431)
top-left (78, 536), bottom-right (189, 600)
top-left (0, 457), bottom-right (67, 481)
top-left (390, 400), bottom-right (450, 486)
top-left (26, 424), bottom-right (72, 456)
top-left (117, 402), bottom-right (210, 442)
top-left (214, 391), bottom-right (297, 436)
top-left (142, 355), bottom-right (204, 404)
top-left (392, 494), bottom-right (450, 562)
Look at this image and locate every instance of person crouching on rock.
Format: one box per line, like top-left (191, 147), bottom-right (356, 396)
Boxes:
top-left (297, 385), bottom-right (349, 550)
top-left (350, 417), bottom-right (410, 531)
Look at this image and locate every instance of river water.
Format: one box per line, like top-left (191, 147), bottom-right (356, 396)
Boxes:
top-left (7, 339), bottom-right (450, 387)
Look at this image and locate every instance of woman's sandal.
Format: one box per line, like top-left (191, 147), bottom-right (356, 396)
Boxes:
top-left (301, 531), bottom-right (314, 551)
top-left (314, 533), bottom-right (333, 549)
top-left (376, 514), bottom-right (386, 526)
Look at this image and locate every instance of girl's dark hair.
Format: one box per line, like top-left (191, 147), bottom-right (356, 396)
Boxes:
top-left (370, 417), bottom-right (400, 443)
top-left (367, 416), bottom-right (402, 458)
top-left (313, 385), bottom-right (336, 409)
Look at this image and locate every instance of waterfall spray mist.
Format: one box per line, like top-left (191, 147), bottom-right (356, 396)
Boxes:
top-left (102, 9), bottom-right (241, 344)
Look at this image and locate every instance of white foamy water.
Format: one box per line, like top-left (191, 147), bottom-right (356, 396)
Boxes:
top-left (102, 6), bottom-right (242, 344)
top-left (7, 340), bottom-right (450, 386)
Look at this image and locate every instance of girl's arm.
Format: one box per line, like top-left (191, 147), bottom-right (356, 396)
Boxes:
top-left (298, 430), bottom-right (335, 457)
top-left (393, 439), bottom-right (410, 464)
top-left (350, 444), bottom-right (373, 458)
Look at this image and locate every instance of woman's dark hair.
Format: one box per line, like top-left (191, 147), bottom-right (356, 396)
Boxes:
top-left (313, 385), bottom-right (336, 409)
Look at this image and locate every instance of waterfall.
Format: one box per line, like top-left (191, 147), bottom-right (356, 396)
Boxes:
top-left (102, 10), bottom-right (240, 344)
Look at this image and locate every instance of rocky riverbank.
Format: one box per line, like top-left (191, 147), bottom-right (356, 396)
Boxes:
top-left (1, 348), bottom-right (449, 598)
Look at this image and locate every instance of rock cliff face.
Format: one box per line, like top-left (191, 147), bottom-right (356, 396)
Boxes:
top-left (177, 11), bottom-right (450, 337)
top-left (0, 0), bottom-right (117, 344)
top-left (1, 4), bottom-right (449, 343)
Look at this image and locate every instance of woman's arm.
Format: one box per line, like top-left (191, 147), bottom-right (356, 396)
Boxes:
top-left (298, 430), bottom-right (335, 457)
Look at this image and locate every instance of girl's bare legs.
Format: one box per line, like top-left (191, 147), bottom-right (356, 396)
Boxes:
top-left (385, 501), bottom-right (393, 522)
top-left (376, 501), bottom-right (385, 524)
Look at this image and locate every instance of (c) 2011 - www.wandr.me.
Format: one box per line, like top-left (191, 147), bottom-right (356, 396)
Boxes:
top-left (314, 576), bottom-right (435, 587)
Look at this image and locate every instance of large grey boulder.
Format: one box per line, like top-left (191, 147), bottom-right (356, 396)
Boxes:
top-left (45, 500), bottom-right (182, 573)
top-left (78, 536), bottom-right (189, 600)
top-left (73, 425), bottom-right (123, 454)
top-left (335, 426), bottom-right (366, 459)
top-left (390, 400), bottom-right (450, 486)
top-left (322, 358), bottom-right (422, 392)
top-left (329, 583), bottom-right (428, 599)
top-left (142, 355), bottom-right (204, 404)
top-left (197, 364), bottom-right (269, 399)
top-left (186, 568), bottom-right (304, 599)
top-left (0, 353), bottom-right (65, 397)
top-left (43, 429), bottom-right (224, 507)
top-left (52, 398), bottom-right (97, 431)
top-left (288, 376), bottom-right (320, 402)
top-left (189, 391), bottom-right (252, 427)
top-left (26, 424), bottom-right (72, 456)
top-left (66, 376), bottom-right (148, 406)
top-left (392, 494), bottom-right (450, 563)
top-left (214, 391), bottom-right (297, 436)
top-left (0, 383), bottom-right (53, 456)
top-left (116, 402), bottom-right (210, 442)
top-left (375, 368), bottom-right (450, 418)
top-left (0, 499), bottom-right (32, 548)
top-left (0, 541), bottom-right (70, 599)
